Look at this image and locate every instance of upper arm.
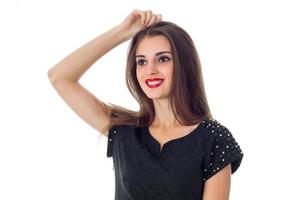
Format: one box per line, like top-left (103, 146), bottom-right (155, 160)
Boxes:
top-left (202, 163), bottom-right (231, 200)
top-left (49, 79), bottom-right (112, 136)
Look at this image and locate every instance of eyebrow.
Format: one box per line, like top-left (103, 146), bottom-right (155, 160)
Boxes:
top-left (135, 51), bottom-right (172, 58)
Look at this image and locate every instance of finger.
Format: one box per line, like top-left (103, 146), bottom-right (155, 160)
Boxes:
top-left (140, 11), bottom-right (147, 26)
top-left (139, 11), bottom-right (146, 26)
top-left (155, 14), bottom-right (162, 23)
top-left (132, 9), bottom-right (139, 18)
top-left (147, 15), bottom-right (157, 26)
top-left (133, 9), bottom-right (145, 26)
top-left (144, 10), bottom-right (153, 26)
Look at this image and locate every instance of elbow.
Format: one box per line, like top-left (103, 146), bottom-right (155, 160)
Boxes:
top-left (47, 68), bottom-right (63, 84)
top-left (47, 69), bottom-right (57, 84)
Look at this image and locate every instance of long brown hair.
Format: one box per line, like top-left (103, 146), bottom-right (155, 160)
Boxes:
top-left (105, 21), bottom-right (212, 131)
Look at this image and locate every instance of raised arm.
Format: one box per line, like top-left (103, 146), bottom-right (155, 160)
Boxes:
top-left (47, 10), bottom-right (162, 136)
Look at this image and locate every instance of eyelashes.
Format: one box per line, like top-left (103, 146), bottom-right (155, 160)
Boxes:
top-left (136, 56), bottom-right (171, 66)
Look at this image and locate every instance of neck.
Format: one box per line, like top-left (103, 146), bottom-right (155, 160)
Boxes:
top-left (152, 98), bottom-right (179, 129)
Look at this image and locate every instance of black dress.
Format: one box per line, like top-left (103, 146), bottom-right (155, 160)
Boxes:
top-left (107, 117), bottom-right (244, 200)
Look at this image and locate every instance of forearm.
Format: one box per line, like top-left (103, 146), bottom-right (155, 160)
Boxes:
top-left (48, 25), bottom-right (128, 83)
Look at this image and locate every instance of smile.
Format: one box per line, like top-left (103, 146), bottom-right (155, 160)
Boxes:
top-left (145, 79), bottom-right (164, 88)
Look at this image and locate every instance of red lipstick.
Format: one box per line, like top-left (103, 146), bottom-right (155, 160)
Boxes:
top-left (145, 78), bottom-right (164, 88)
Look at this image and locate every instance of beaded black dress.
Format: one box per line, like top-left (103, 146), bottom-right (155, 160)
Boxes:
top-left (107, 117), bottom-right (244, 200)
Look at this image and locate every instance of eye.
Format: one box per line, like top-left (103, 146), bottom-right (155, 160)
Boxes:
top-left (136, 56), bottom-right (171, 66)
top-left (136, 59), bottom-right (146, 66)
top-left (159, 56), bottom-right (170, 63)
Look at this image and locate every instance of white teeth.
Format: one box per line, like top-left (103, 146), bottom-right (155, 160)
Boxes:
top-left (147, 80), bottom-right (163, 86)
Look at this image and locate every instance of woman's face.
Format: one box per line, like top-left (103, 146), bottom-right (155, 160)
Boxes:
top-left (135, 35), bottom-right (174, 100)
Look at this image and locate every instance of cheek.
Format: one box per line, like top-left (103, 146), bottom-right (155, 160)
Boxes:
top-left (165, 65), bottom-right (174, 85)
top-left (163, 64), bottom-right (174, 78)
top-left (136, 68), bottom-right (143, 84)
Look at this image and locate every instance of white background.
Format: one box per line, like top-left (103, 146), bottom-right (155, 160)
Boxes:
top-left (1, 0), bottom-right (299, 199)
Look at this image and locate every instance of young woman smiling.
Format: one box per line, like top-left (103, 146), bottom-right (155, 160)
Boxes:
top-left (48, 9), bottom-right (244, 200)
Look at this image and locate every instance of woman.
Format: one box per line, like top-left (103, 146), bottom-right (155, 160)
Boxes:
top-left (48, 9), bottom-right (244, 200)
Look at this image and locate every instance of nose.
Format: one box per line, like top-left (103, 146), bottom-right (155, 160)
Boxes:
top-left (146, 60), bottom-right (159, 75)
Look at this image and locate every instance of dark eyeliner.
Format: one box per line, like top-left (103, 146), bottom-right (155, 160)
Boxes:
top-left (159, 56), bottom-right (170, 62)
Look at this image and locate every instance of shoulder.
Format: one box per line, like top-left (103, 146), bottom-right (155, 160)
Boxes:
top-left (109, 124), bottom-right (140, 134)
top-left (202, 117), bottom-right (229, 131)
top-left (202, 117), bottom-right (242, 151)
top-left (106, 123), bottom-right (142, 158)
top-left (201, 117), bottom-right (244, 181)
top-left (108, 123), bottom-right (141, 141)
top-left (198, 117), bottom-right (232, 145)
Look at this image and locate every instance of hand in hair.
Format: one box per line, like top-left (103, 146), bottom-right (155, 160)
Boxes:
top-left (118, 9), bottom-right (162, 40)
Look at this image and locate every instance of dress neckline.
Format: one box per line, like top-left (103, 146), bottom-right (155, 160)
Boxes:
top-left (144, 118), bottom-right (209, 157)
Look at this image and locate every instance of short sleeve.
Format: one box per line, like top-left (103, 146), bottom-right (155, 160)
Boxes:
top-left (106, 109), bottom-right (119, 158)
top-left (202, 119), bottom-right (244, 181)
top-left (106, 125), bottom-right (118, 158)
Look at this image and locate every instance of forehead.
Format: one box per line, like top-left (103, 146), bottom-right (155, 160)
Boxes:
top-left (136, 35), bottom-right (172, 56)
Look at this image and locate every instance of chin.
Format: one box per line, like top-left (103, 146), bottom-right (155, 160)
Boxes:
top-left (146, 93), bottom-right (169, 100)
top-left (141, 86), bottom-right (170, 100)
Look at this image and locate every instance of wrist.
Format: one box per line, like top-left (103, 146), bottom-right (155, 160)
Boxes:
top-left (113, 24), bottom-right (131, 42)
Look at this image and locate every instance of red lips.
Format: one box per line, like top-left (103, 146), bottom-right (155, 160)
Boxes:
top-left (145, 78), bottom-right (164, 82)
top-left (145, 78), bottom-right (164, 88)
